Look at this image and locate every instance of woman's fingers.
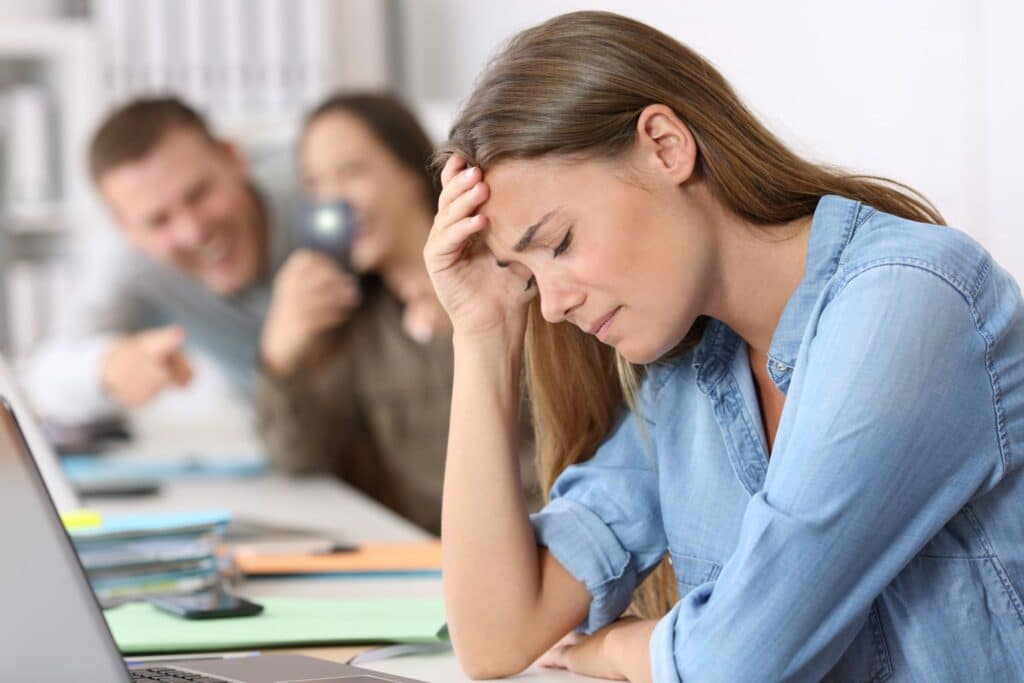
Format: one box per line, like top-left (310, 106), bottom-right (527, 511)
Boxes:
top-left (439, 154), bottom-right (467, 189)
top-left (296, 298), bottom-right (352, 336)
top-left (437, 164), bottom-right (482, 214)
top-left (425, 215), bottom-right (488, 271)
top-left (436, 182), bottom-right (489, 240)
top-left (533, 631), bottom-right (583, 670)
top-left (304, 288), bottom-right (359, 314)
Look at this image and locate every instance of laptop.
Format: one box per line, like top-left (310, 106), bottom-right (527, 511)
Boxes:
top-left (0, 355), bottom-right (80, 511)
top-left (0, 396), bottom-right (426, 683)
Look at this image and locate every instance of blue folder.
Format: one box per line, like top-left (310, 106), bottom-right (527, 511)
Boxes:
top-left (62, 453), bottom-right (267, 483)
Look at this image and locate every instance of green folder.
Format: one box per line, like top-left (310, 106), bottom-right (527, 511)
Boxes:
top-left (106, 597), bottom-right (448, 654)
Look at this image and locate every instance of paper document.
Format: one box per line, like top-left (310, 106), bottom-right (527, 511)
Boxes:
top-left (106, 597), bottom-right (448, 654)
top-left (234, 541), bottom-right (442, 576)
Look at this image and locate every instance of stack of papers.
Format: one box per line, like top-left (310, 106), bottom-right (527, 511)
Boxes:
top-left (66, 511), bottom-right (231, 607)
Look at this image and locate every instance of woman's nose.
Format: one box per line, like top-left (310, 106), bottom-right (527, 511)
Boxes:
top-left (538, 277), bottom-right (583, 324)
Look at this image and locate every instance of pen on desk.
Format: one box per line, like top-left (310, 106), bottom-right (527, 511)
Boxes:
top-left (312, 542), bottom-right (359, 555)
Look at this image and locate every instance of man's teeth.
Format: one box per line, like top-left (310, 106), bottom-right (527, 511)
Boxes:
top-left (198, 237), bottom-right (230, 265)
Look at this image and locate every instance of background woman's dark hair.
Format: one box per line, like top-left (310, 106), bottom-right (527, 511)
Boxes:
top-left (305, 92), bottom-right (439, 209)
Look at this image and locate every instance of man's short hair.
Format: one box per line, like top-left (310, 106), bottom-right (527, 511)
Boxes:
top-left (88, 97), bottom-right (217, 183)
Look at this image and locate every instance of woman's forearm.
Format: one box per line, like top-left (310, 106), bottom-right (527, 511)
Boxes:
top-left (442, 331), bottom-right (545, 676)
top-left (611, 619), bottom-right (656, 683)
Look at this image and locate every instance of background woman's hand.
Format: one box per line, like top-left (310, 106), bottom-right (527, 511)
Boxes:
top-left (260, 249), bottom-right (360, 376)
top-left (423, 155), bottom-right (534, 343)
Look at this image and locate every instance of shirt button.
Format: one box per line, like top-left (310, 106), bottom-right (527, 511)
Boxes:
top-left (773, 361), bottom-right (787, 372)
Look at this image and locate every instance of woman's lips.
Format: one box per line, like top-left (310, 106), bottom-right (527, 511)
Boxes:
top-left (590, 306), bottom-right (622, 341)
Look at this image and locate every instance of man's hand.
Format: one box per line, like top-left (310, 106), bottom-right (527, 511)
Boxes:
top-left (261, 250), bottom-right (360, 377)
top-left (100, 326), bottom-right (194, 408)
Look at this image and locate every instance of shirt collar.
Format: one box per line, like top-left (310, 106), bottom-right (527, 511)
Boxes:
top-left (766, 195), bottom-right (865, 379)
top-left (691, 195), bottom-right (866, 393)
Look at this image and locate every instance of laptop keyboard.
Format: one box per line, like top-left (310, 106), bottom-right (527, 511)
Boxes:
top-left (130, 666), bottom-right (230, 682)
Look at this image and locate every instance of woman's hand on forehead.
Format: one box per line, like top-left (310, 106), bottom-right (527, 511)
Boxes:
top-left (422, 155), bottom-right (535, 341)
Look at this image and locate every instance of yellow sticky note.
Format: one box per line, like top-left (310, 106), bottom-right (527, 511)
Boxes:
top-left (61, 509), bottom-right (103, 530)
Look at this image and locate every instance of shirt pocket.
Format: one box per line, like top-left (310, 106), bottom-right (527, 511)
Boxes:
top-left (668, 551), bottom-right (721, 592)
top-left (821, 601), bottom-right (893, 683)
top-left (876, 554), bottom-right (1024, 680)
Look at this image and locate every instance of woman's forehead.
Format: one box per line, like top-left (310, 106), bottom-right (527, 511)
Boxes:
top-left (481, 166), bottom-right (564, 255)
top-left (483, 158), bottom-right (580, 215)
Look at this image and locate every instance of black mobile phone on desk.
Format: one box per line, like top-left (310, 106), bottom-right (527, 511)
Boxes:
top-left (149, 588), bottom-right (263, 619)
top-left (297, 199), bottom-right (356, 270)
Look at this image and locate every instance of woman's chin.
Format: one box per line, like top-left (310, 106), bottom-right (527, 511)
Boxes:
top-left (616, 336), bottom-right (680, 366)
top-left (613, 342), bottom-right (648, 365)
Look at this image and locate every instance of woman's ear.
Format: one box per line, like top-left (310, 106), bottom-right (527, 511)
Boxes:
top-left (635, 104), bottom-right (698, 185)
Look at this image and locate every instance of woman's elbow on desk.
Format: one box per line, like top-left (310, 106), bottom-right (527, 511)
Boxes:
top-left (447, 612), bottom-right (570, 679)
top-left (446, 553), bottom-right (594, 678)
top-left (454, 649), bottom-right (531, 681)
top-left (450, 625), bottom-right (544, 680)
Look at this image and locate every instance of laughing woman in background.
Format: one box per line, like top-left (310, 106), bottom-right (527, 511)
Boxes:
top-left (256, 93), bottom-right (538, 534)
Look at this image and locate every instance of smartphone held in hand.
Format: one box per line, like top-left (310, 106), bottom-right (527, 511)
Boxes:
top-left (297, 200), bottom-right (355, 270)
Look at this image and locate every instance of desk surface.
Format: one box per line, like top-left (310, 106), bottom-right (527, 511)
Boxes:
top-left (90, 468), bottom-right (599, 682)
top-left (90, 471), bottom-right (425, 544)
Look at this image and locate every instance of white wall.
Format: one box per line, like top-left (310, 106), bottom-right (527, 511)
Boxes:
top-left (399, 0), bottom-right (1024, 281)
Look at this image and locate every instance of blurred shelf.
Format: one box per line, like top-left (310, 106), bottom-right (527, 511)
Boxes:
top-left (0, 227), bottom-right (71, 261)
top-left (1, 202), bottom-right (75, 263)
top-left (0, 17), bottom-right (105, 233)
top-left (0, 18), bottom-right (96, 58)
top-left (1, 202), bottom-right (74, 232)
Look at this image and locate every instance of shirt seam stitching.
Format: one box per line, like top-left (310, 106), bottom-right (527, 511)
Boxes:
top-left (834, 260), bottom-right (1008, 478)
top-left (961, 503), bottom-right (1024, 629)
top-left (725, 375), bottom-right (770, 483)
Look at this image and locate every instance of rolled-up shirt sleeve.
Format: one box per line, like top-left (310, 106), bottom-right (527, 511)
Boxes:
top-left (652, 264), bottom-right (1006, 682)
top-left (530, 403), bottom-right (667, 634)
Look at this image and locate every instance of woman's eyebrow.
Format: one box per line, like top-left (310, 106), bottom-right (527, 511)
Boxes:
top-left (513, 207), bottom-right (562, 252)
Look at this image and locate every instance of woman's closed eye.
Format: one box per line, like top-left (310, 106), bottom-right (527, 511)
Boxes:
top-left (523, 228), bottom-right (573, 291)
top-left (553, 227), bottom-right (573, 257)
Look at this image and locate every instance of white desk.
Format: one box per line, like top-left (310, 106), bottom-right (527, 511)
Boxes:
top-left (90, 470), bottom-right (601, 682)
top-left (91, 471), bottom-right (425, 545)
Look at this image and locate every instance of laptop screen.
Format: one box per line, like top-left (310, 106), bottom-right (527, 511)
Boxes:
top-left (0, 356), bottom-right (81, 511)
top-left (0, 398), bottom-right (129, 681)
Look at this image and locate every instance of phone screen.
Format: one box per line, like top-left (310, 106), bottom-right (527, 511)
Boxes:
top-left (149, 589), bottom-right (263, 619)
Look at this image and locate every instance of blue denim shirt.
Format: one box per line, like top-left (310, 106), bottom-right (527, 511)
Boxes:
top-left (531, 195), bottom-right (1024, 682)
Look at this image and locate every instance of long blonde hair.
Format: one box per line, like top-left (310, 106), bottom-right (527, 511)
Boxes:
top-left (436, 10), bottom-right (942, 618)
